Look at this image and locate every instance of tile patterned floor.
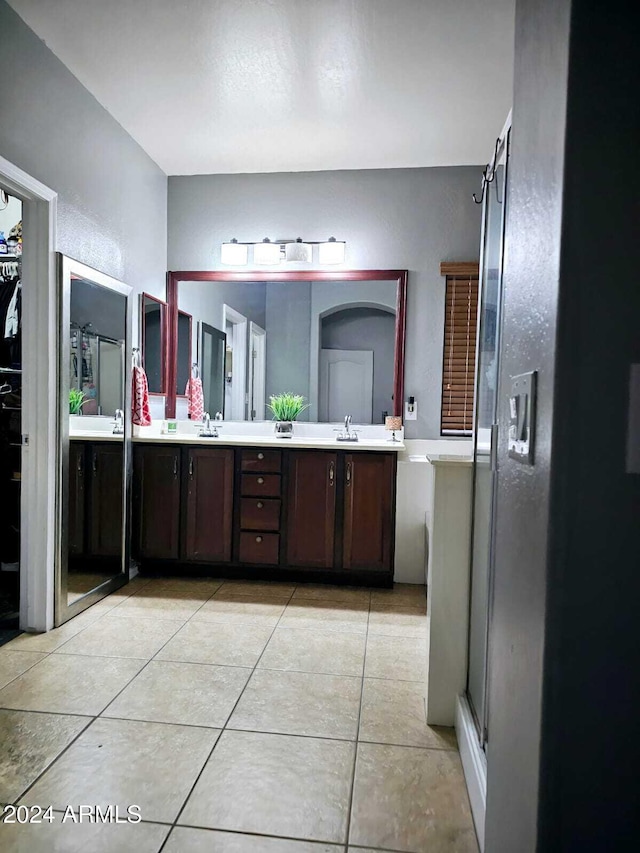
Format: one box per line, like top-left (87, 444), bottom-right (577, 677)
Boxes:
top-left (0, 578), bottom-right (478, 852)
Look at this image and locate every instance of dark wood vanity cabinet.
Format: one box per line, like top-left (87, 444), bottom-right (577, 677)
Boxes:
top-left (88, 444), bottom-right (124, 557)
top-left (68, 443), bottom-right (86, 555)
top-left (132, 443), bottom-right (396, 584)
top-left (133, 445), bottom-right (181, 560)
top-left (183, 448), bottom-right (234, 562)
top-left (286, 451), bottom-right (337, 569)
top-left (343, 452), bottom-right (395, 572)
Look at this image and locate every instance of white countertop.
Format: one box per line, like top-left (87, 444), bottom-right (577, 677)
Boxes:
top-left (70, 430), bottom-right (123, 442)
top-left (132, 433), bottom-right (405, 451)
top-left (425, 452), bottom-right (473, 466)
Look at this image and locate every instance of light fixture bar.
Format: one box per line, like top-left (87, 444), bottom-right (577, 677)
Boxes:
top-left (218, 237), bottom-right (347, 265)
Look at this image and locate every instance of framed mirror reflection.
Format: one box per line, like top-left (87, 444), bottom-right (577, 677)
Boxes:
top-left (165, 271), bottom-right (407, 424)
top-left (140, 293), bottom-right (166, 395)
top-left (56, 254), bottom-right (132, 625)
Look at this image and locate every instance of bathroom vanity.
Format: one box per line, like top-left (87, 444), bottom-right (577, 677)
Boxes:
top-left (132, 438), bottom-right (399, 587)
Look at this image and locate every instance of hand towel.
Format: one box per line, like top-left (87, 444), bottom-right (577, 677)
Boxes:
top-left (132, 364), bottom-right (152, 426)
top-left (185, 376), bottom-right (204, 420)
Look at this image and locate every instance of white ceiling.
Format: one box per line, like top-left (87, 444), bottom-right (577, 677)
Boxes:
top-left (9, 0), bottom-right (514, 176)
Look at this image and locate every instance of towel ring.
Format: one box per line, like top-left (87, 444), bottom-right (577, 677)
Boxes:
top-left (192, 363), bottom-right (200, 379)
top-left (132, 347), bottom-right (142, 368)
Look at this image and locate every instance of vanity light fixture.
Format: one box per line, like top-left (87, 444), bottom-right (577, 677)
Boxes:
top-left (219, 237), bottom-right (347, 265)
top-left (318, 237), bottom-right (346, 265)
top-left (253, 238), bottom-right (281, 265)
top-left (284, 238), bottom-right (312, 263)
top-left (220, 239), bottom-right (248, 265)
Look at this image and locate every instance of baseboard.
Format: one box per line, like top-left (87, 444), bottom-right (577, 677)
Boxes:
top-left (455, 694), bottom-right (487, 851)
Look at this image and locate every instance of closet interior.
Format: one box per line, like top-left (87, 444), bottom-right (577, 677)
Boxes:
top-left (0, 190), bottom-right (22, 644)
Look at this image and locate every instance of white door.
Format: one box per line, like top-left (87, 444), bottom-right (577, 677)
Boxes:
top-left (319, 349), bottom-right (373, 423)
top-left (249, 322), bottom-right (266, 420)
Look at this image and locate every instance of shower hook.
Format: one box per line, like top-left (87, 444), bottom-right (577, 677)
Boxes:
top-left (473, 136), bottom-right (502, 205)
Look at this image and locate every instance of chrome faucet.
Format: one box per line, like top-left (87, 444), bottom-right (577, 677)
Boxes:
top-left (198, 411), bottom-right (218, 438)
top-left (112, 409), bottom-right (124, 435)
top-left (335, 414), bottom-right (358, 442)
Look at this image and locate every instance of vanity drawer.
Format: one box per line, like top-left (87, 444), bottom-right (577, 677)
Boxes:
top-left (241, 449), bottom-right (282, 473)
top-left (241, 497), bottom-right (281, 531)
top-left (239, 532), bottom-right (280, 565)
top-left (241, 473), bottom-right (281, 497)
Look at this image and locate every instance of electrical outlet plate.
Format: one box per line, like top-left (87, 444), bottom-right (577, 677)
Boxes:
top-left (404, 401), bottom-right (417, 421)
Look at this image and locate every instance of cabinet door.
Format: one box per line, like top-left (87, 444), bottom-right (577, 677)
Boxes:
top-left (68, 443), bottom-right (86, 555)
top-left (287, 451), bottom-right (337, 568)
top-left (88, 443), bottom-right (124, 557)
top-left (183, 447), bottom-right (234, 562)
top-left (134, 445), bottom-right (181, 560)
top-left (343, 453), bottom-right (395, 572)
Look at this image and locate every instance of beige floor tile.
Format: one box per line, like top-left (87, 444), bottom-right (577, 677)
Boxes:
top-left (179, 730), bottom-right (354, 843)
top-left (0, 817), bottom-right (169, 852)
top-left (0, 654), bottom-right (144, 715)
top-left (103, 660), bottom-right (250, 727)
top-left (359, 679), bottom-right (457, 749)
top-left (216, 580), bottom-right (296, 598)
top-left (228, 669), bottom-right (361, 740)
top-left (368, 605), bottom-right (428, 638)
top-left (141, 577), bottom-right (223, 596)
top-left (2, 606), bottom-right (109, 653)
top-left (350, 743), bottom-right (478, 852)
top-left (193, 595), bottom-right (288, 627)
top-left (0, 651), bottom-right (47, 689)
top-left (0, 709), bottom-right (88, 802)
top-left (292, 585), bottom-right (371, 606)
top-left (370, 583), bottom-right (427, 609)
top-left (165, 827), bottom-right (341, 852)
top-left (258, 627), bottom-right (366, 677)
top-left (279, 601), bottom-right (369, 635)
top-left (364, 634), bottom-right (427, 682)
top-left (54, 615), bottom-right (183, 660)
top-left (156, 620), bottom-right (273, 667)
top-left (109, 587), bottom-right (211, 620)
top-left (21, 717), bottom-right (219, 824)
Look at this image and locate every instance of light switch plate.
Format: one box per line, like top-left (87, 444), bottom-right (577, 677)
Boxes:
top-left (508, 371), bottom-right (537, 465)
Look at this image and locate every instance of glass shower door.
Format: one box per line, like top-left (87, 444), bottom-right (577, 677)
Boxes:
top-left (467, 126), bottom-right (510, 745)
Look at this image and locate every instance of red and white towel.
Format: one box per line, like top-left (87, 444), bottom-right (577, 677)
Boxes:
top-left (185, 376), bottom-right (204, 420)
top-left (132, 364), bottom-right (152, 426)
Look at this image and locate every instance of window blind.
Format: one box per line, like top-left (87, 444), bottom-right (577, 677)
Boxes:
top-left (441, 274), bottom-right (479, 434)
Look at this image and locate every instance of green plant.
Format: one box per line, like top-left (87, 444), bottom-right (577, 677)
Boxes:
top-left (69, 389), bottom-right (86, 415)
top-left (267, 392), bottom-right (310, 422)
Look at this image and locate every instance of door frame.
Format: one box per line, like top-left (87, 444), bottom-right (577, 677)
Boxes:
top-left (222, 304), bottom-right (248, 420)
top-left (248, 321), bottom-right (266, 420)
top-left (0, 155), bottom-right (58, 632)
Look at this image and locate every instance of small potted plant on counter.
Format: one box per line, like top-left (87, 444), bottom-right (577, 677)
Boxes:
top-left (69, 389), bottom-right (86, 415)
top-left (267, 392), bottom-right (309, 438)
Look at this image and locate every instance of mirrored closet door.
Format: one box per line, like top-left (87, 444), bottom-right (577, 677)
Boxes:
top-left (56, 255), bottom-right (132, 625)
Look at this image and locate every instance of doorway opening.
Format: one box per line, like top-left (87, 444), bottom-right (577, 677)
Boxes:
top-left (249, 322), bottom-right (266, 421)
top-left (222, 304), bottom-right (247, 420)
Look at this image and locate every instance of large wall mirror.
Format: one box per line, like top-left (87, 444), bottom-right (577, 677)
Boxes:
top-left (140, 293), bottom-right (166, 395)
top-left (165, 271), bottom-right (407, 422)
top-left (56, 255), bottom-right (132, 625)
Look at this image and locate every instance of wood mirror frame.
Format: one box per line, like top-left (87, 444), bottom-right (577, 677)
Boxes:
top-left (165, 270), bottom-right (408, 420)
top-left (140, 292), bottom-right (167, 396)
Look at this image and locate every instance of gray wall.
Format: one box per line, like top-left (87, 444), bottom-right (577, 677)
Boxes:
top-left (0, 0), bottom-right (167, 341)
top-left (485, 0), bottom-right (640, 850)
top-left (265, 281), bottom-right (312, 418)
top-left (168, 166), bottom-right (483, 438)
top-left (321, 307), bottom-right (396, 424)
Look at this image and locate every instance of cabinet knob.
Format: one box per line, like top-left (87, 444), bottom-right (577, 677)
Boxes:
top-left (257, 501), bottom-right (264, 509)
top-left (255, 536), bottom-right (263, 543)
top-left (257, 452), bottom-right (264, 460)
top-left (257, 477), bottom-right (264, 484)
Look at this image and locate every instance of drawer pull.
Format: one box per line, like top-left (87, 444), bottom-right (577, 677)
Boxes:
top-left (256, 536), bottom-right (263, 543)
top-left (257, 501), bottom-right (264, 509)
top-left (257, 477), bottom-right (264, 484)
top-left (173, 456), bottom-right (178, 478)
top-left (257, 452), bottom-right (264, 460)
top-left (329, 461), bottom-right (335, 485)
top-left (346, 462), bottom-right (352, 485)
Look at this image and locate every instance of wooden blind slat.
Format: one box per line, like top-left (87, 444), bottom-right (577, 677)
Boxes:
top-left (440, 273), bottom-right (479, 434)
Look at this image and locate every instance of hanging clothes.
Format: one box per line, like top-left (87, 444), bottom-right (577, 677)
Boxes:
top-left (185, 373), bottom-right (204, 421)
top-left (4, 280), bottom-right (21, 339)
top-left (132, 363), bottom-right (152, 426)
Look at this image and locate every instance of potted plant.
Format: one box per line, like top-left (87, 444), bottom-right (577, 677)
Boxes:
top-left (69, 389), bottom-right (86, 415)
top-left (267, 393), bottom-right (309, 438)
